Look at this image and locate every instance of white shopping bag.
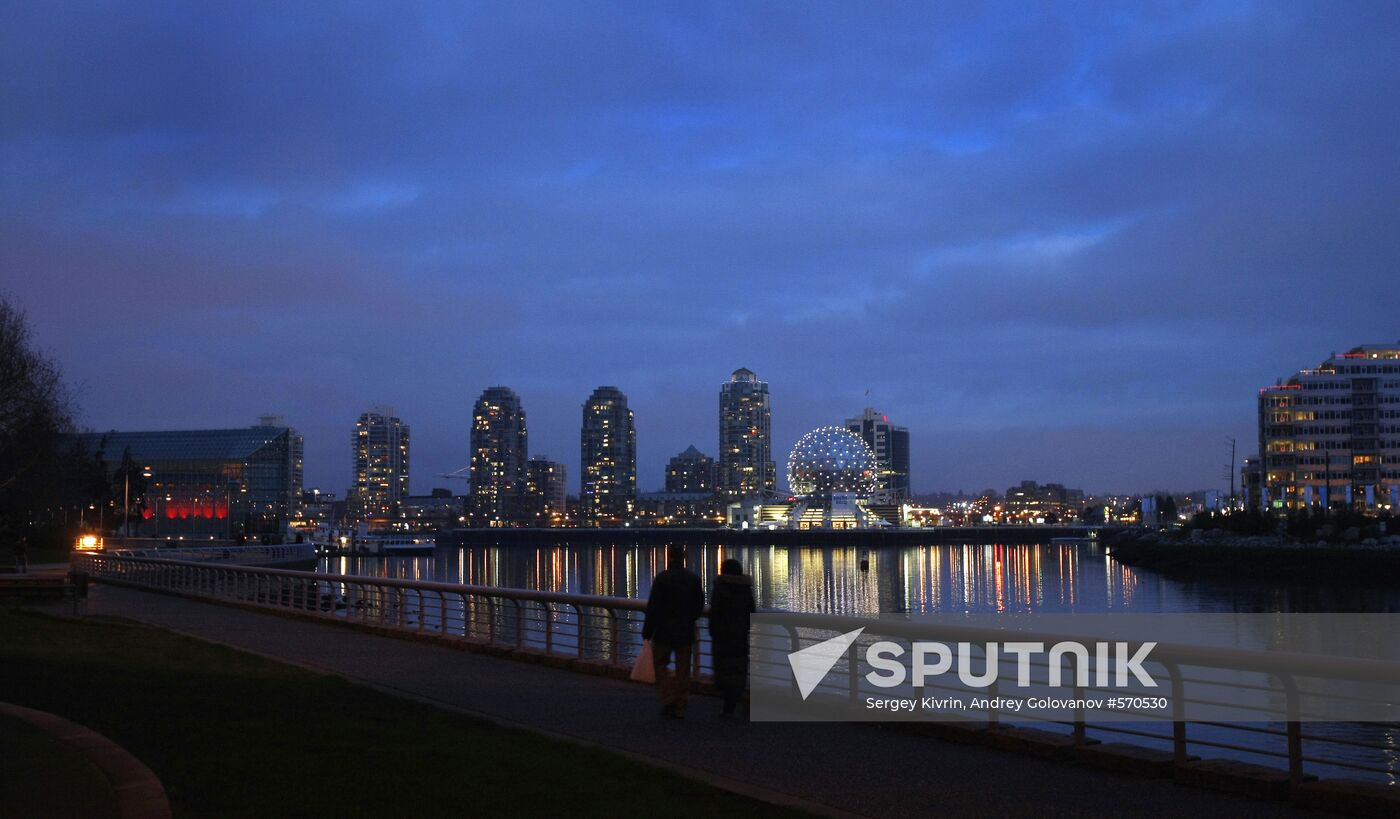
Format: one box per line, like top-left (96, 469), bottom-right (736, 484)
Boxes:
top-left (630, 639), bottom-right (657, 683)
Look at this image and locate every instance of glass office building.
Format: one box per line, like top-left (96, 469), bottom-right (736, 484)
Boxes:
top-left (69, 421), bottom-right (303, 539)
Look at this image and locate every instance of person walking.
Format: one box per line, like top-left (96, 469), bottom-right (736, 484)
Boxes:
top-left (708, 558), bottom-right (756, 717)
top-left (642, 545), bottom-right (704, 719)
top-left (13, 535), bottom-right (28, 574)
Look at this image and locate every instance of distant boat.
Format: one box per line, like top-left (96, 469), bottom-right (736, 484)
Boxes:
top-left (366, 534), bottom-right (437, 557)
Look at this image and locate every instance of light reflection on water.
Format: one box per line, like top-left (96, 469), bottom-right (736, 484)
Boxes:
top-left (317, 542), bottom-right (1400, 615)
top-left (314, 540), bottom-right (1400, 782)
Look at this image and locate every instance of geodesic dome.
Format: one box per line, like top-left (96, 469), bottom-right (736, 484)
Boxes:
top-left (787, 426), bottom-right (879, 496)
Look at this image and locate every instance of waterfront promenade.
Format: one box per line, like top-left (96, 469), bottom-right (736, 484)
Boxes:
top-left (79, 585), bottom-right (1338, 818)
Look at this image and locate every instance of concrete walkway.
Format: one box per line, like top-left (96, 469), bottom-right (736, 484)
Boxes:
top-left (83, 585), bottom-right (1339, 819)
top-left (0, 701), bottom-right (171, 819)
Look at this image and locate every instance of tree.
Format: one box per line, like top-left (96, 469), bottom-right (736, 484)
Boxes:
top-left (0, 295), bottom-right (75, 537)
top-left (112, 446), bottom-right (149, 535)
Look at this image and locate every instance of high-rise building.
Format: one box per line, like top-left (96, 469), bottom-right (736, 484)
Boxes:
top-left (845, 407), bottom-right (911, 499)
top-left (258, 414), bottom-right (303, 515)
top-left (580, 386), bottom-right (636, 526)
top-left (350, 406), bottom-right (410, 521)
top-left (718, 368), bottom-right (774, 498)
top-left (469, 386), bottom-right (528, 527)
top-left (1256, 343), bottom-right (1400, 511)
top-left (68, 419), bottom-right (303, 538)
top-left (665, 445), bottom-right (715, 493)
top-left (524, 457), bottom-right (568, 525)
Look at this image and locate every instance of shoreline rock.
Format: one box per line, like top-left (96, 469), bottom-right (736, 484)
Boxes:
top-left (1107, 530), bottom-right (1400, 584)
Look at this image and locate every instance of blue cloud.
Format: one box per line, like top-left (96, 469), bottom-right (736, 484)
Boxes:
top-left (2, 1), bottom-right (1397, 495)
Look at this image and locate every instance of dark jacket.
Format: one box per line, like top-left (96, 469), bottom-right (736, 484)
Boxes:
top-left (643, 566), bottom-right (704, 646)
top-left (707, 573), bottom-right (756, 659)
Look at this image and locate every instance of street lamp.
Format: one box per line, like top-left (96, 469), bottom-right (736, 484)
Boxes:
top-left (122, 464), bottom-right (153, 539)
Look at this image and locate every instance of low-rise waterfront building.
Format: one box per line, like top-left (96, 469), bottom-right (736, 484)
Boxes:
top-left (665, 445), bottom-right (716, 494)
top-left (1257, 343), bottom-right (1400, 511)
top-left (1002, 480), bottom-right (1085, 523)
top-left (400, 489), bottom-right (465, 531)
top-left (523, 457), bottom-right (568, 525)
top-left (635, 491), bottom-right (725, 526)
top-left (68, 419), bottom-right (304, 539)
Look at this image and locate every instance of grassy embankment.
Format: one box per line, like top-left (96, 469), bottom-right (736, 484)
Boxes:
top-left (0, 609), bottom-right (807, 819)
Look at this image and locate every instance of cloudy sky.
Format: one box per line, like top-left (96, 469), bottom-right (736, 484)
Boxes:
top-left (3, 1), bottom-right (1397, 496)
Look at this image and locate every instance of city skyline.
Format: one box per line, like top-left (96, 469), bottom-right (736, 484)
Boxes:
top-left (5, 3), bottom-right (1398, 496)
top-left (58, 354), bottom-right (1400, 500)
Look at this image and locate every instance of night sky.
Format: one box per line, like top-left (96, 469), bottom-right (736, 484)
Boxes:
top-left (4, 2), bottom-right (1398, 497)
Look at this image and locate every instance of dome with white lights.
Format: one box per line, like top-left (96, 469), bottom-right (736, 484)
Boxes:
top-left (787, 426), bottom-right (879, 496)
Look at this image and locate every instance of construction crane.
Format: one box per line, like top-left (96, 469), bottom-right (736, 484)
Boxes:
top-left (435, 465), bottom-right (472, 485)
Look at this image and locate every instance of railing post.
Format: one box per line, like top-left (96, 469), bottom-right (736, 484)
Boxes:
top-left (544, 602), bottom-right (554, 655)
top-left (573, 604), bottom-right (586, 659)
top-left (1280, 675), bottom-right (1304, 786)
top-left (847, 637), bottom-right (860, 703)
top-left (1165, 661), bottom-right (1188, 763)
top-left (607, 609), bottom-right (620, 665)
top-left (1070, 653), bottom-right (1086, 745)
top-left (785, 624), bottom-right (802, 697)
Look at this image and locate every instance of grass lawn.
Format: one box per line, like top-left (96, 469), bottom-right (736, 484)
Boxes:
top-left (0, 608), bottom-right (809, 818)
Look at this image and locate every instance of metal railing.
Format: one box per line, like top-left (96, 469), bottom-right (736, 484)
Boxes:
top-left (71, 552), bottom-right (1400, 785)
top-left (107, 543), bottom-right (317, 566)
top-left (749, 615), bottom-right (1400, 784)
top-left (72, 551), bottom-right (711, 676)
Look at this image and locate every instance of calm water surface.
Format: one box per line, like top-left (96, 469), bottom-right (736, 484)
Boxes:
top-left (317, 541), bottom-right (1400, 614)
top-left (314, 541), bottom-right (1400, 781)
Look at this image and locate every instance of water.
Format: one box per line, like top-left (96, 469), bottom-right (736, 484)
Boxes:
top-left (314, 540), bottom-right (1400, 783)
top-left (318, 541), bottom-right (1400, 615)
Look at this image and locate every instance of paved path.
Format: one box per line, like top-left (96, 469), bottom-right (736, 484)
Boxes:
top-left (84, 585), bottom-right (1338, 819)
top-left (1, 701), bottom-right (171, 819)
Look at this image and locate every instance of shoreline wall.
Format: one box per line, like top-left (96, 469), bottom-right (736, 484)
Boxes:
top-left (438, 525), bottom-right (1101, 548)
